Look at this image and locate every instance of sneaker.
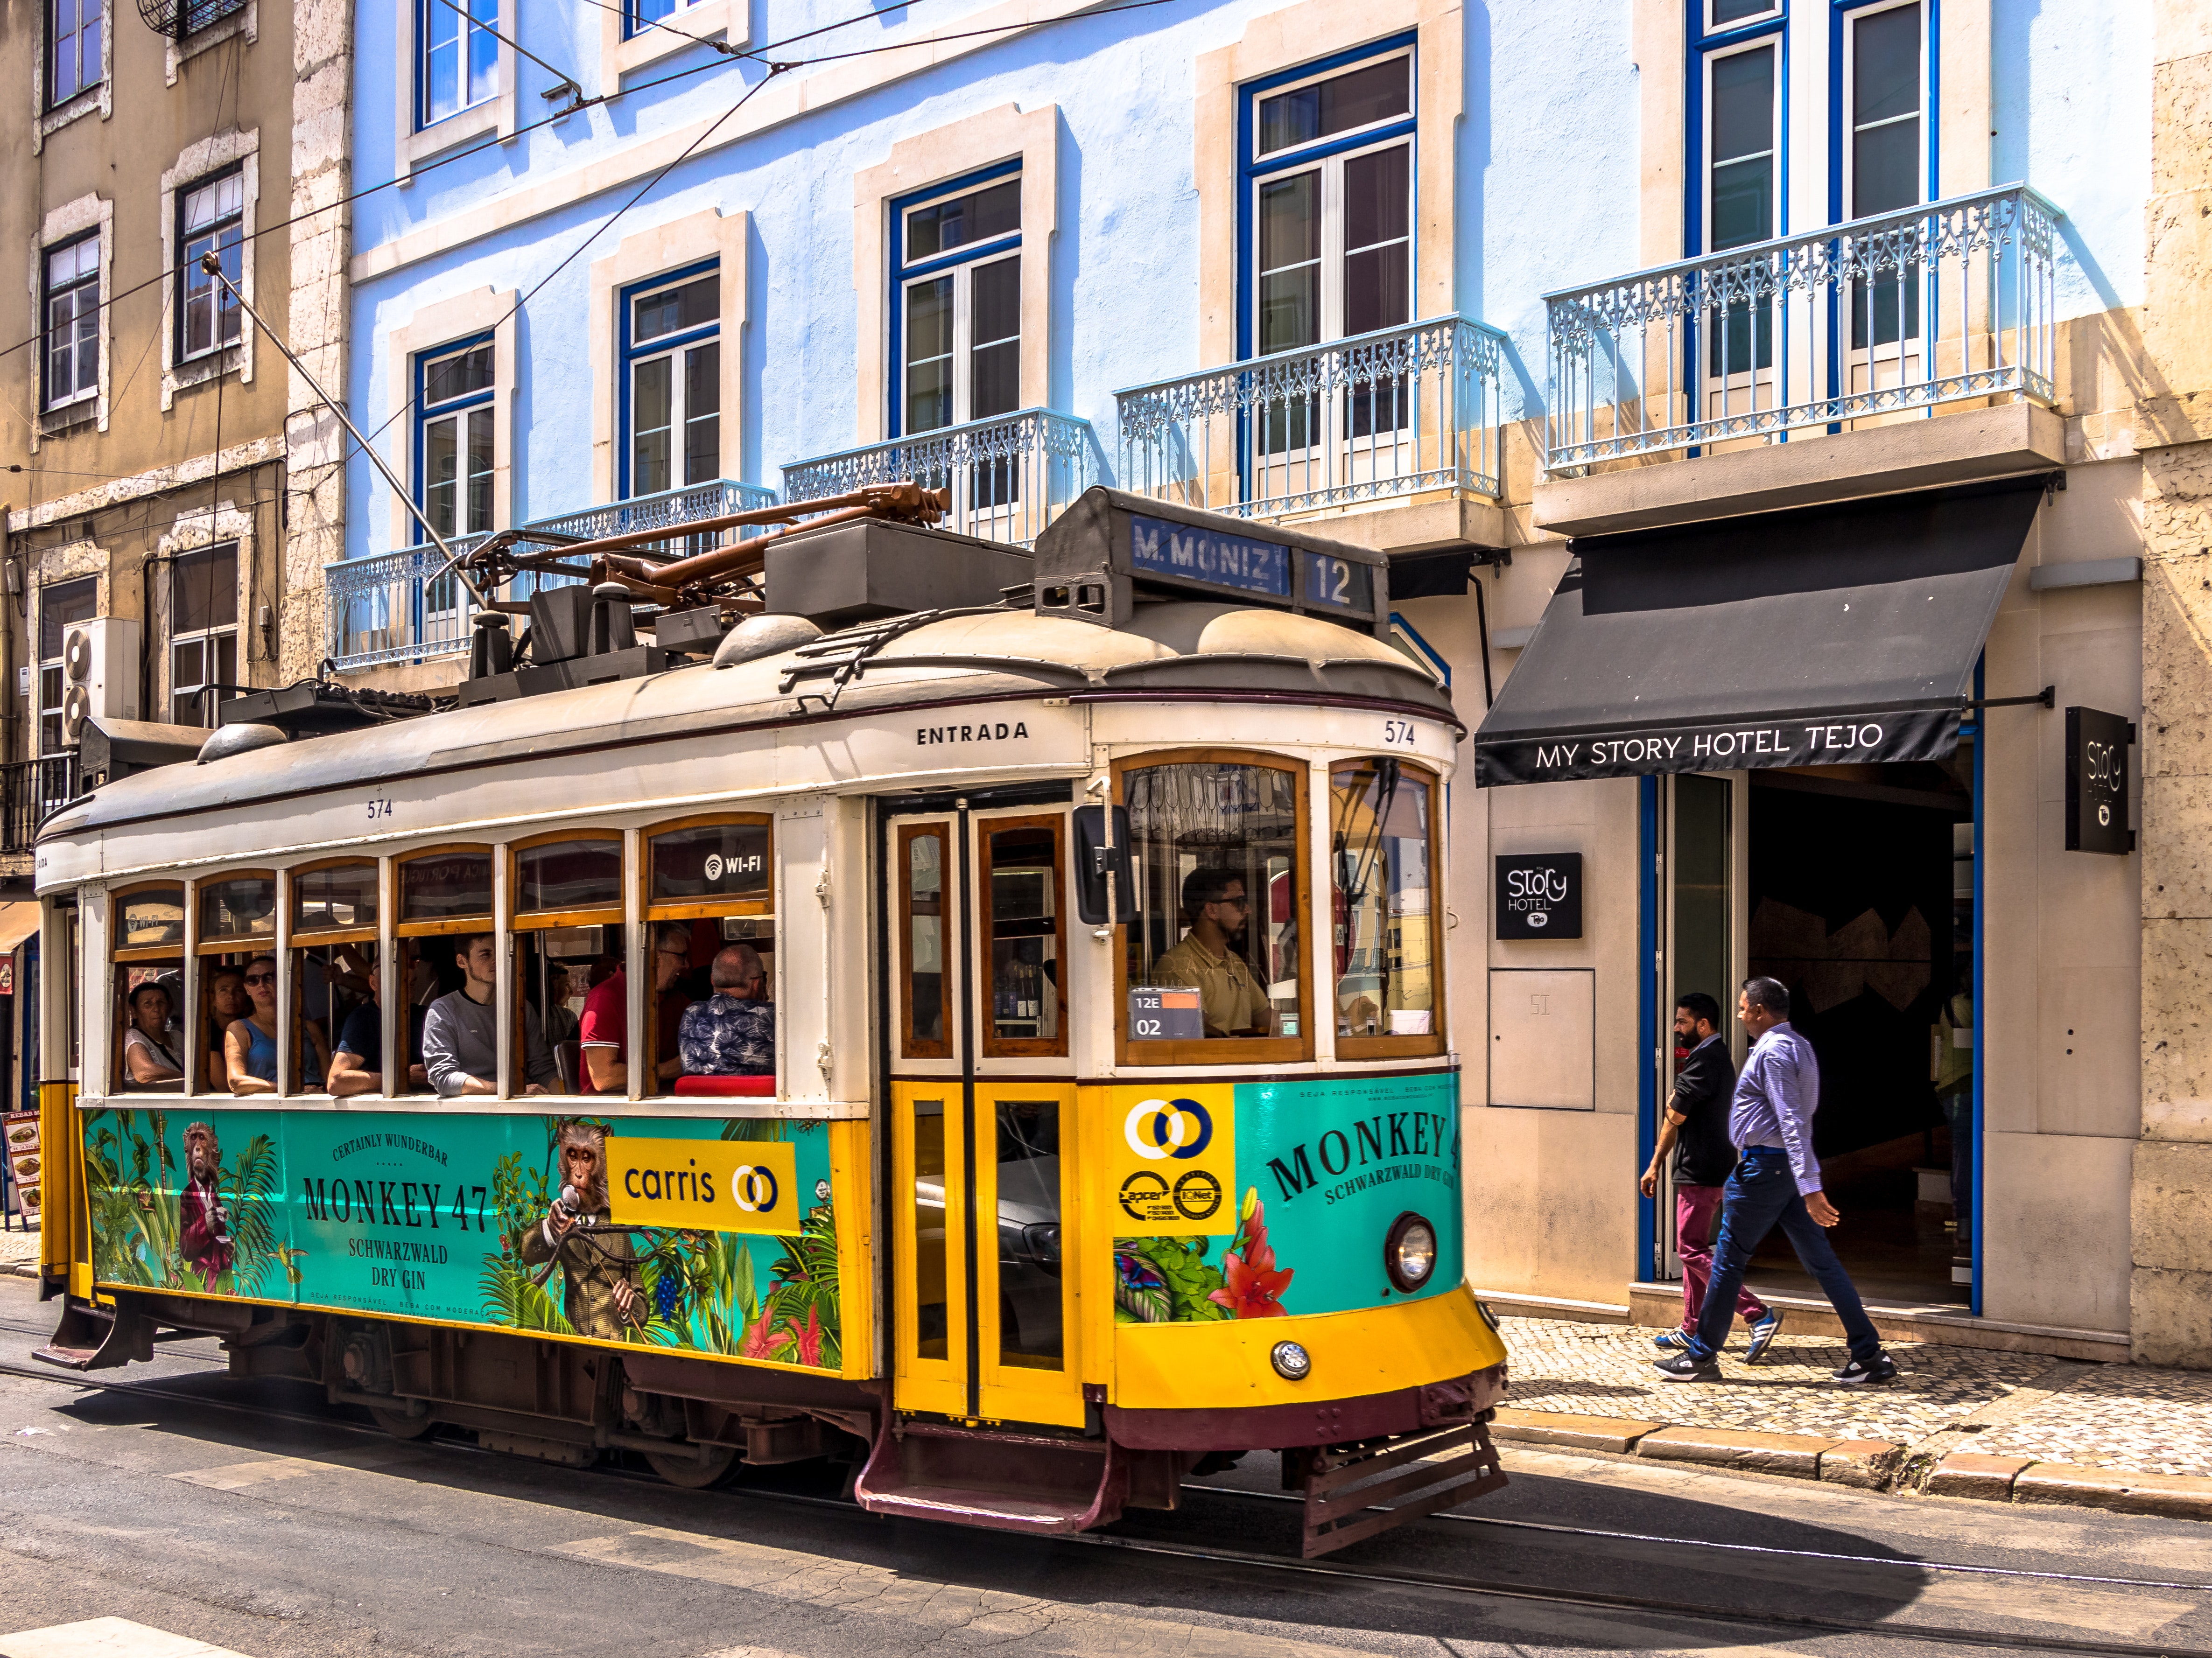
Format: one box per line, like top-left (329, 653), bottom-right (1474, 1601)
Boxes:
top-left (1652, 1329), bottom-right (1696, 1351)
top-left (1654, 1351), bottom-right (1720, 1383)
top-left (1744, 1308), bottom-right (1784, 1364)
top-left (1831, 1352), bottom-right (1898, 1385)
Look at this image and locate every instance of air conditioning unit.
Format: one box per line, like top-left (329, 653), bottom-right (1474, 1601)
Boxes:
top-left (60, 617), bottom-right (142, 746)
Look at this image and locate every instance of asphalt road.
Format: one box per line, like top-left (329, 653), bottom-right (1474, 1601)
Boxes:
top-left (0, 1277), bottom-right (2202, 1658)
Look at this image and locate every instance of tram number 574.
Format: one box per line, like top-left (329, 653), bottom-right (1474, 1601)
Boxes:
top-left (1382, 719), bottom-right (1417, 749)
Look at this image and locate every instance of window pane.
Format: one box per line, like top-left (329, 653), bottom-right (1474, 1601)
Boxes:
top-left (995, 1098), bottom-right (1062, 1368)
top-left (296, 863), bottom-right (379, 932)
top-left (969, 256), bottom-right (1020, 420)
top-left (1330, 763), bottom-right (1433, 1037)
top-left (912, 1099), bottom-right (949, 1359)
top-left (902, 828), bottom-right (945, 1056)
top-left (1258, 173), bottom-right (1320, 354)
top-left (40, 580), bottom-right (97, 659)
top-left (1712, 0), bottom-right (1772, 21)
top-left (516, 838), bottom-right (622, 913)
top-left (174, 543), bottom-right (238, 633)
top-left (683, 342), bottom-right (720, 484)
top-left (1258, 56), bottom-right (1408, 153)
top-left (1854, 5), bottom-right (1920, 126)
top-left (199, 875), bottom-right (276, 942)
top-left (120, 888), bottom-right (185, 949)
top-left (905, 178), bottom-right (1019, 261)
top-left (632, 354), bottom-right (672, 496)
top-left (1343, 145), bottom-right (1411, 336)
top-left (634, 274), bottom-right (718, 343)
top-left (400, 851), bottom-right (491, 920)
top-left (1710, 46), bottom-right (1774, 166)
top-left (650, 821), bottom-right (770, 904)
top-left (1124, 763), bottom-right (1302, 1040)
top-left (905, 276), bottom-right (953, 434)
top-left (984, 822), bottom-right (1062, 1051)
top-left (425, 414), bottom-right (458, 537)
top-left (467, 0), bottom-right (499, 106)
top-left (466, 407), bottom-right (494, 533)
top-left (1853, 117), bottom-right (1921, 218)
top-left (424, 344), bottom-right (492, 406)
top-left (1710, 155), bottom-right (1772, 252)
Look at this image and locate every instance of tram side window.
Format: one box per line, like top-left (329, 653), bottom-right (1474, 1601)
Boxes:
top-left (512, 835), bottom-right (619, 1097)
top-left (196, 874), bottom-right (317, 1096)
top-left (112, 886), bottom-right (185, 1094)
top-left (899, 826), bottom-right (949, 1059)
top-left (980, 817), bottom-right (1066, 1057)
top-left (1330, 760), bottom-right (1444, 1056)
top-left (399, 849), bottom-right (492, 1097)
top-left (1122, 756), bottom-right (1308, 1051)
top-left (644, 817), bottom-right (775, 1097)
top-left (295, 862), bottom-right (381, 1097)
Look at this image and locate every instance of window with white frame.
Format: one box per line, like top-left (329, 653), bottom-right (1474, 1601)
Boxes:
top-left (177, 171), bottom-right (245, 362)
top-left (43, 235), bottom-right (99, 412)
top-left (1242, 43), bottom-right (1415, 451)
top-left (417, 339), bottom-right (495, 542)
top-left (1707, 0), bottom-right (1777, 28)
top-left (420, 0), bottom-right (498, 128)
top-left (622, 265), bottom-right (720, 497)
top-left (38, 578), bottom-right (97, 756)
top-left (1704, 36), bottom-right (1778, 374)
top-left (1846, 0), bottom-right (1924, 348)
top-left (892, 169), bottom-right (1021, 439)
top-left (170, 543), bottom-right (239, 728)
top-left (625, 0), bottom-right (695, 39)
top-left (48, 0), bottom-right (102, 106)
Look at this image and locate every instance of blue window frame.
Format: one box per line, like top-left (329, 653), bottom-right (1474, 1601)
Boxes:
top-left (413, 335), bottom-right (495, 551)
top-left (1685, 2), bottom-right (1786, 381)
top-left (624, 0), bottom-right (691, 41)
top-left (886, 162), bottom-right (1021, 440)
top-left (618, 260), bottom-right (722, 498)
top-left (419, 0), bottom-right (498, 129)
top-left (1234, 35), bottom-right (1416, 366)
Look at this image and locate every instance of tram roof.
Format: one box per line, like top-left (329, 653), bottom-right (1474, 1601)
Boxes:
top-left (43, 602), bottom-right (1451, 842)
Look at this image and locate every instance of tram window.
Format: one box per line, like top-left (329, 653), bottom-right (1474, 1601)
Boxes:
top-left (196, 872), bottom-right (282, 1095)
top-left (198, 875), bottom-right (275, 944)
top-left (400, 850), bottom-right (492, 922)
top-left (294, 861), bottom-right (383, 1096)
top-left (994, 1098), bottom-right (1063, 1370)
top-left (511, 834), bottom-right (623, 1096)
top-left (396, 848), bottom-right (492, 1096)
top-left (1330, 760), bottom-right (1445, 1057)
top-left (295, 863), bottom-right (378, 933)
top-left (980, 818), bottom-right (1066, 1058)
top-left (515, 838), bottom-right (623, 913)
top-left (1120, 756), bottom-right (1310, 1058)
top-left (645, 817), bottom-right (776, 1097)
top-left (912, 1097), bottom-right (950, 1359)
top-left (899, 826), bottom-right (949, 1060)
top-left (111, 884), bottom-right (185, 1095)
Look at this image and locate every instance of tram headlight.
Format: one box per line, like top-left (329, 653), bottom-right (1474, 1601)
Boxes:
top-left (1270, 1340), bottom-right (1312, 1381)
top-left (1384, 1212), bottom-right (1438, 1293)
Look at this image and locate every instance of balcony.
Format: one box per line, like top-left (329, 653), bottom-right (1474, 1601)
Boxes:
top-left (325, 478), bottom-right (775, 673)
top-left (0, 756), bottom-right (80, 857)
top-left (780, 409), bottom-right (1100, 548)
top-left (1114, 315), bottom-right (1507, 538)
top-left (1544, 184), bottom-right (2062, 481)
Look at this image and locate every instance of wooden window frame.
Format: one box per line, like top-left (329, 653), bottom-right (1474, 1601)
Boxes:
top-left (108, 879), bottom-right (189, 1097)
top-left (510, 827), bottom-right (626, 931)
top-left (974, 811), bottom-right (1068, 1061)
top-left (641, 812), bottom-right (777, 1097)
top-left (191, 867), bottom-right (280, 953)
top-left (289, 854), bottom-right (383, 948)
top-left (896, 821), bottom-right (953, 1062)
top-left (1329, 756), bottom-right (1447, 1061)
top-left (1112, 748), bottom-right (1315, 1069)
top-left (394, 842), bottom-right (495, 937)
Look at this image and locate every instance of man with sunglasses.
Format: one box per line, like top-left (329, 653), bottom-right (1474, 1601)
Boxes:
top-left (1153, 867), bottom-right (1272, 1038)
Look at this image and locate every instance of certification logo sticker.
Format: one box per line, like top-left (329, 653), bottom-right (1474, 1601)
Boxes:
top-left (1107, 1085), bottom-right (1234, 1237)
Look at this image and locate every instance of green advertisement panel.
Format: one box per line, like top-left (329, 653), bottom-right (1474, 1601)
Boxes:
top-left (1113, 1070), bottom-right (1461, 1323)
top-left (81, 1107), bottom-right (842, 1370)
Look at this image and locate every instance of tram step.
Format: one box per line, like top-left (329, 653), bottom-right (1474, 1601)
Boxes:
top-left (853, 1420), bottom-right (1128, 1534)
top-left (33, 1296), bottom-right (152, 1371)
top-left (1297, 1419), bottom-right (1508, 1559)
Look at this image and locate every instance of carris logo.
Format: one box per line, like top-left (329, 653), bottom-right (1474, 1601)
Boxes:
top-left (730, 1166), bottom-right (780, 1215)
top-left (1124, 1098), bottom-right (1213, 1161)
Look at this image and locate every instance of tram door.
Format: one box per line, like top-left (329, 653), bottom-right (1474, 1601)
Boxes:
top-left (886, 807), bottom-right (1082, 1428)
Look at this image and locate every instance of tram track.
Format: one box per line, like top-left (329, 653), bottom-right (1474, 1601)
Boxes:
top-left (0, 1354), bottom-right (2205, 1656)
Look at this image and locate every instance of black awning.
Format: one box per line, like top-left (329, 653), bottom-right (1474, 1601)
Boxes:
top-left (1474, 477), bottom-right (2046, 786)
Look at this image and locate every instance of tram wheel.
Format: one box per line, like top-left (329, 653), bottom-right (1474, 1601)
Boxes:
top-left (646, 1444), bottom-right (737, 1489)
top-left (370, 1406), bottom-right (435, 1441)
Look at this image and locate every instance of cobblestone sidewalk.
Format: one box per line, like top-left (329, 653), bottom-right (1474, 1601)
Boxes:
top-left (1501, 1316), bottom-right (2212, 1486)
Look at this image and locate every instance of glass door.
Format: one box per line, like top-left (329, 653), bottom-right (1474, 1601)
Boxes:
top-left (1657, 773), bottom-right (1737, 1280)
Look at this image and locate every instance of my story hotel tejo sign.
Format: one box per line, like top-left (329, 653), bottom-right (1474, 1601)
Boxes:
top-left (1476, 707), bottom-right (1957, 786)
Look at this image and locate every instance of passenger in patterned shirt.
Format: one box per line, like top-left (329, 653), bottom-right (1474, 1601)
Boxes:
top-left (677, 944), bottom-right (775, 1077)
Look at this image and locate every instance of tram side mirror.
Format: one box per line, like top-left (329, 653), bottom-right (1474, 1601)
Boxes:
top-left (1073, 805), bottom-right (1136, 925)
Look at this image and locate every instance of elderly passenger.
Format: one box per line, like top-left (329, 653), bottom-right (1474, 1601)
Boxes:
top-left (676, 944), bottom-right (775, 1077)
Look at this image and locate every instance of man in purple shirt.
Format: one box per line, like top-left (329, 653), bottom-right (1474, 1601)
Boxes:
top-left (1654, 976), bottom-right (1897, 1385)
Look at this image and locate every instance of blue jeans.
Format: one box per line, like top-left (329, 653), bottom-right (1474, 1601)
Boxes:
top-left (1689, 1147), bottom-right (1882, 1365)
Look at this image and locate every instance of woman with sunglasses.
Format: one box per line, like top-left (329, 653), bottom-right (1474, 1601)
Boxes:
top-left (121, 981), bottom-right (184, 1090)
top-left (224, 955), bottom-right (330, 1095)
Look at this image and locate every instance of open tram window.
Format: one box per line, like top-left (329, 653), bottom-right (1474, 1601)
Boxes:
top-left (1330, 759), bottom-right (1445, 1058)
top-left (510, 832), bottom-right (620, 1096)
top-left (978, 817), bottom-right (1066, 1058)
top-left (110, 883), bottom-right (185, 1095)
top-left (396, 846), bottom-right (492, 1097)
top-left (644, 816), bottom-right (775, 1098)
top-left (293, 861), bottom-right (382, 1097)
top-left (193, 872), bottom-right (310, 1096)
top-left (899, 825), bottom-right (950, 1060)
top-left (1117, 752), bottom-right (1311, 1063)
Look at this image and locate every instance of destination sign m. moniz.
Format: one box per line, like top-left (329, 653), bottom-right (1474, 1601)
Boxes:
top-left (1130, 513), bottom-right (1291, 598)
top-left (2065, 705), bottom-right (2135, 854)
top-left (1475, 706), bottom-right (1961, 786)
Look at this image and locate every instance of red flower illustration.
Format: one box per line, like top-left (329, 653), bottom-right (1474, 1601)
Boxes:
top-left (1208, 1195), bottom-right (1293, 1318)
top-left (787, 1304), bottom-right (825, 1368)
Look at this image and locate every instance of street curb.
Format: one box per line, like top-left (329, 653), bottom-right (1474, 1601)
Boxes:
top-left (1492, 1407), bottom-right (2212, 1520)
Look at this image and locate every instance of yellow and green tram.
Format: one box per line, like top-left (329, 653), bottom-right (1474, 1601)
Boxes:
top-left (28, 490), bottom-right (1507, 1555)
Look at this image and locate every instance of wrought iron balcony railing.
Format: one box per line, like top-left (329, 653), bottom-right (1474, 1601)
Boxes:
top-left (0, 755), bottom-right (80, 855)
top-left (780, 409), bottom-right (1100, 548)
top-left (324, 478), bottom-right (776, 672)
top-left (1114, 315), bottom-right (1506, 523)
top-left (1544, 183), bottom-right (2062, 470)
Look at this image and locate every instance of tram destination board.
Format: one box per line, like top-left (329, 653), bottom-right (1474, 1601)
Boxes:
top-left (1031, 487), bottom-right (1389, 637)
top-left (1129, 986), bottom-right (1204, 1040)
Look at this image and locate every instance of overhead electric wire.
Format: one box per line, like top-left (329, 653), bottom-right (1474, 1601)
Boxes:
top-left (422, 0), bottom-right (583, 107)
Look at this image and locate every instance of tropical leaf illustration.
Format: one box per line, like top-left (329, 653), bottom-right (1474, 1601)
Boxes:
top-left (1113, 1235), bottom-right (1230, 1323)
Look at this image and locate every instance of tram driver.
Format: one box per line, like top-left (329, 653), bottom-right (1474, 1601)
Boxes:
top-left (422, 933), bottom-right (558, 1097)
top-left (1153, 867), bottom-right (1272, 1038)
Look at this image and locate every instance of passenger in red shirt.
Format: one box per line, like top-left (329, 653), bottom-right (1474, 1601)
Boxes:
top-left (580, 922), bottom-right (694, 1093)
